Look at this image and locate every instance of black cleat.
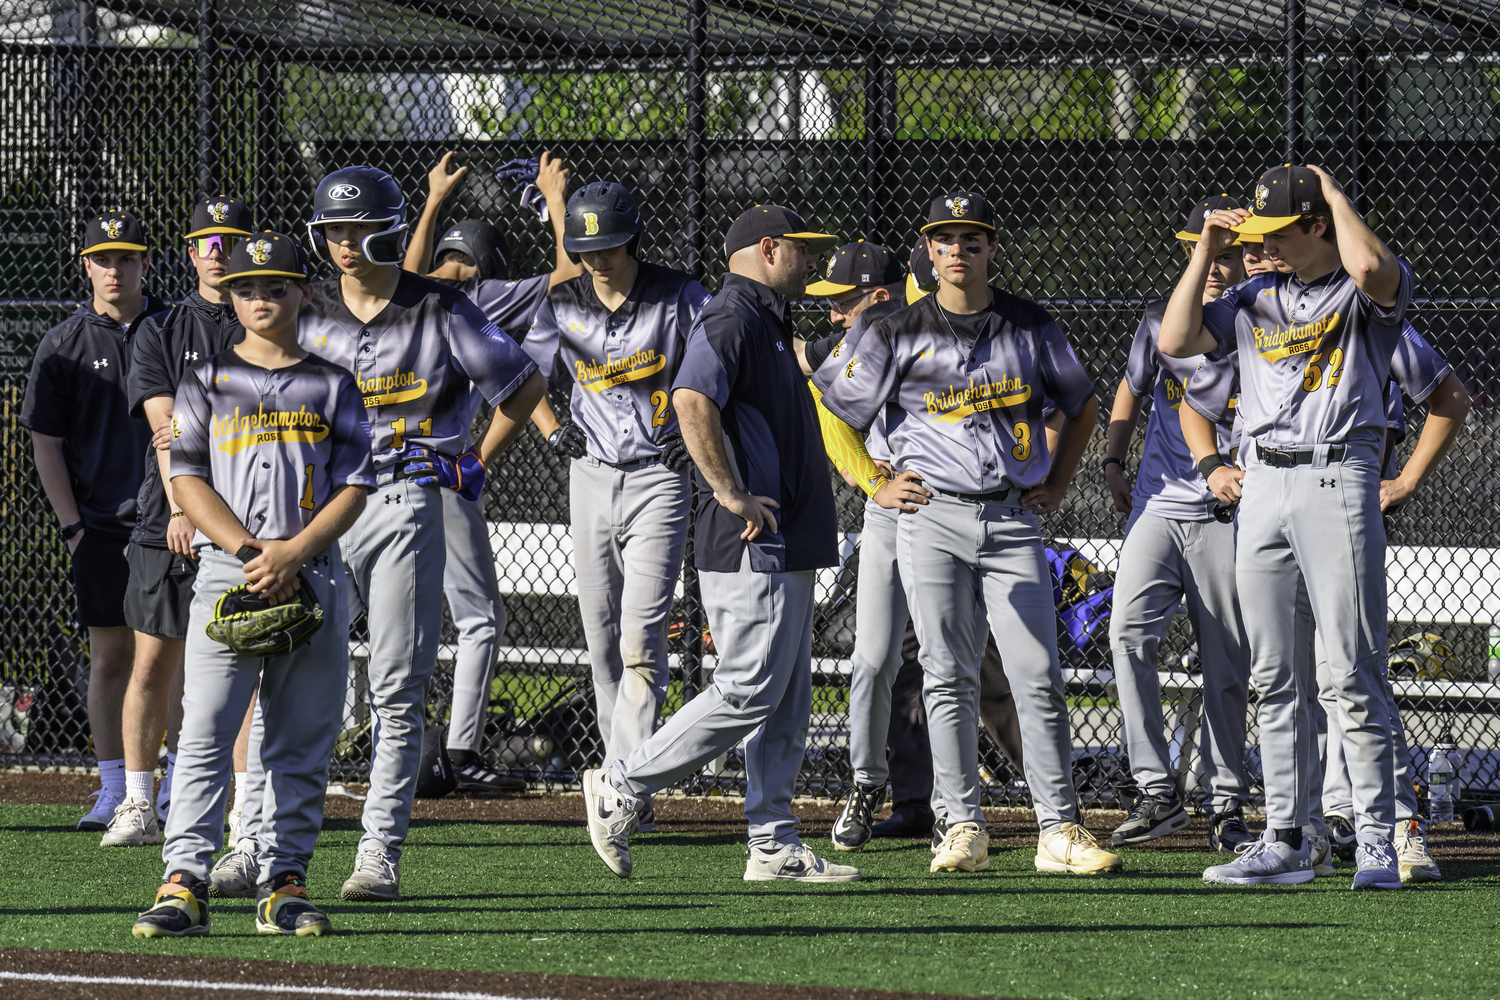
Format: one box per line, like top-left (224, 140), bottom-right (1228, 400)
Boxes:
top-left (1112, 792), bottom-right (1191, 846)
top-left (132, 873), bottom-right (211, 938)
top-left (454, 761), bottom-right (526, 794)
top-left (1208, 805), bottom-right (1255, 852)
top-left (871, 801), bottom-right (936, 839)
top-left (831, 782), bottom-right (887, 852)
top-left (1326, 813), bottom-right (1358, 862)
top-left (256, 872), bottom-right (333, 936)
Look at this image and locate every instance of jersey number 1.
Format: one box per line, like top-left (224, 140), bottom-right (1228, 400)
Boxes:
top-left (300, 464), bottom-right (316, 511)
top-left (650, 390), bottom-right (670, 427)
top-left (390, 417), bottom-right (433, 449)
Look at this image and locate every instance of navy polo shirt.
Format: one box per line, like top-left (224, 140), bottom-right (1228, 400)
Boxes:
top-left (673, 273), bottom-right (838, 574)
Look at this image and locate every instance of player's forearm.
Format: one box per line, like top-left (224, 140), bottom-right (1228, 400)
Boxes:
top-left (1043, 395), bottom-right (1098, 493)
top-left (143, 396), bottom-right (179, 510)
top-left (674, 388), bottom-right (738, 496)
top-left (1324, 186), bottom-right (1401, 306)
top-left (546, 193), bottom-right (584, 289)
top-left (1105, 379), bottom-right (1143, 461)
top-left (1178, 401), bottom-right (1223, 463)
top-left (1044, 409), bottom-right (1063, 457)
top-left (172, 475), bottom-right (251, 551)
top-left (1159, 245), bottom-right (1217, 358)
top-left (404, 197), bottom-right (443, 276)
top-left (289, 484), bottom-right (367, 562)
top-left (479, 371), bottom-right (548, 464)
top-left (528, 397), bottom-right (563, 440)
top-left (1395, 373), bottom-right (1470, 493)
top-left (30, 434), bottom-right (81, 526)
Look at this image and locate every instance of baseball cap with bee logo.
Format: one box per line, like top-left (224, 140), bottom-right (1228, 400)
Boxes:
top-left (906, 240), bottom-right (938, 300)
top-left (79, 210), bottom-right (148, 255)
top-left (184, 196), bottom-right (254, 239)
top-left (1232, 165), bottom-right (1329, 236)
top-left (218, 231), bottom-right (310, 284)
top-left (920, 191), bottom-right (996, 234)
top-left (806, 241), bottom-right (905, 296)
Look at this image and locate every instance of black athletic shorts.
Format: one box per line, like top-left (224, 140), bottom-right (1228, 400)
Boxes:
top-left (122, 543), bottom-right (199, 639)
top-left (68, 531), bottom-right (132, 629)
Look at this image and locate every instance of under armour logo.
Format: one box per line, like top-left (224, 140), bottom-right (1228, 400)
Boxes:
top-left (776, 341), bottom-right (785, 351)
top-left (384, 494), bottom-right (403, 504)
top-left (1320, 478), bottom-right (1336, 488)
top-left (184, 350), bottom-right (199, 361)
top-left (91, 359), bottom-right (109, 369)
top-left (309, 554), bottom-right (330, 567)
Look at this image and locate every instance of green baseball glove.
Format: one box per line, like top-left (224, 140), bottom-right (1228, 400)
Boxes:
top-left (205, 575), bottom-right (324, 656)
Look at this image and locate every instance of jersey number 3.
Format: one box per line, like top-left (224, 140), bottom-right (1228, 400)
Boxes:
top-left (1011, 421), bottom-right (1032, 461)
top-left (390, 417), bottom-right (433, 449)
top-left (650, 390), bottom-right (670, 427)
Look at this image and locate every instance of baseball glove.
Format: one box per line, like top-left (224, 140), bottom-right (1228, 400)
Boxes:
top-left (205, 576), bottom-right (324, 656)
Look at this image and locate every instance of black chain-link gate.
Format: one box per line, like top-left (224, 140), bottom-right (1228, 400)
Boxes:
top-left (3, 0), bottom-right (1499, 808)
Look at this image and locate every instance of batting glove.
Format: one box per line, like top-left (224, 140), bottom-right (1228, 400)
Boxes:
top-left (658, 433), bottom-right (693, 473)
top-left (548, 424), bottom-right (587, 460)
top-left (495, 158), bottom-right (551, 223)
top-left (401, 445), bottom-right (486, 502)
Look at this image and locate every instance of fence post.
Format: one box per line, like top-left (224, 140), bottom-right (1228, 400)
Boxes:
top-left (863, 33), bottom-right (893, 244)
top-left (197, 0), bottom-right (218, 196)
top-left (684, 0), bottom-right (707, 280)
top-left (1284, 0), bottom-right (1305, 163)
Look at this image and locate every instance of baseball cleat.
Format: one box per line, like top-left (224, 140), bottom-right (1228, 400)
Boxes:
top-left (1395, 820), bottom-right (1441, 883)
top-left (256, 874), bottom-right (333, 936)
top-left (1208, 805), bottom-right (1255, 852)
top-left (930, 816), bottom-right (950, 854)
top-left (100, 796), bottom-right (162, 847)
top-left (209, 845), bottom-right (261, 898)
top-left (133, 874), bottom-right (211, 938)
top-left (744, 843), bottom-right (862, 882)
top-left (78, 788), bottom-right (123, 832)
top-left (930, 821), bottom-right (989, 873)
top-left (341, 848), bottom-right (402, 901)
top-left (1352, 841), bottom-right (1403, 890)
top-left (871, 801), bottom-right (935, 839)
top-left (1111, 791), bottom-right (1190, 846)
top-left (582, 768), bottom-right (637, 878)
top-left (1325, 813), bottom-right (1357, 862)
top-left (1307, 828), bottom-right (1335, 876)
top-left (453, 760), bottom-right (526, 794)
top-left (1037, 823), bottom-right (1124, 874)
top-left (1203, 833), bottom-right (1313, 885)
top-left (225, 802), bottom-right (242, 851)
top-left (831, 782), bottom-right (887, 852)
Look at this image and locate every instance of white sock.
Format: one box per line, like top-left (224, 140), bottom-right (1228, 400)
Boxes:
top-left (98, 759), bottom-right (125, 798)
top-left (126, 770), bottom-right (155, 804)
top-left (233, 771), bottom-right (248, 809)
top-left (159, 753), bottom-right (177, 801)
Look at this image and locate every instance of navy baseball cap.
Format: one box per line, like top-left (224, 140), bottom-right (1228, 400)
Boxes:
top-left (807, 241), bottom-right (904, 296)
top-left (920, 191), bottom-right (996, 234)
top-left (723, 205), bottom-right (838, 259)
top-left (906, 241), bottom-right (938, 300)
top-left (184, 197), bottom-right (254, 239)
top-left (80, 210), bottom-right (148, 255)
top-left (1176, 193), bottom-right (1254, 245)
top-left (218, 231), bottom-right (310, 284)
top-left (1234, 165), bottom-right (1329, 236)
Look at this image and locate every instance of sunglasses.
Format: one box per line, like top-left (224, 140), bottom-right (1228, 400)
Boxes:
top-left (190, 234), bottom-right (238, 257)
top-left (229, 280), bottom-right (291, 300)
top-left (830, 290), bottom-right (872, 313)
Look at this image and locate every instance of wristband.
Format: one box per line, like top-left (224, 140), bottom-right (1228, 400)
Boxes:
top-left (1197, 455), bottom-right (1227, 480)
top-left (169, 511), bottom-right (187, 520)
top-left (59, 521), bottom-right (84, 542)
top-left (235, 545), bottom-right (260, 564)
top-left (1101, 457), bottom-right (1124, 472)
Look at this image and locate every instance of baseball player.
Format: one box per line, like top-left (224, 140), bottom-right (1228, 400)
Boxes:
top-left (1100, 194), bottom-right (1254, 852)
top-left (21, 210), bottom-right (164, 832)
top-left (819, 192), bottom-right (1120, 875)
top-left (583, 204), bottom-right (860, 882)
top-left (1161, 163), bottom-right (1418, 889)
top-left (101, 197), bottom-right (256, 849)
top-left (130, 232), bottom-right (375, 938)
top-left (296, 165), bottom-right (544, 902)
top-left (403, 151), bottom-right (578, 789)
top-left (523, 182), bottom-right (710, 816)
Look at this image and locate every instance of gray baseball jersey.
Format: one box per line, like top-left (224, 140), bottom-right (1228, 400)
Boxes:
top-left (523, 262), bottom-right (710, 464)
top-left (814, 299), bottom-right (906, 465)
top-left (298, 271), bottom-right (537, 466)
top-left (818, 290), bottom-right (1095, 494)
top-left (458, 274), bottom-right (550, 341)
top-left (1198, 263), bottom-right (1414, 445)
top-left (169, 350), bottom-right (377, 545)
top-left (1124, 301), bottom-right (1234, 522)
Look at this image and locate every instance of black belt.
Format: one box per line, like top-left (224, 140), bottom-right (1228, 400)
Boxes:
top-left (1255, 444), bottom-right (1345, 468)
top-left (942, 487), bottom-right (1023, 504)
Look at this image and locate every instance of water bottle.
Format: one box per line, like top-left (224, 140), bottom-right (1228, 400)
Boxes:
top-left (1488, 624), bottom-right (1500, 683)
top-left (1428, 742), bottom-right (1456, 823)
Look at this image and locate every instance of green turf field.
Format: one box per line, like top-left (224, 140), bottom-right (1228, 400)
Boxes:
top-left (3, 803), bottom-right (1497, 999)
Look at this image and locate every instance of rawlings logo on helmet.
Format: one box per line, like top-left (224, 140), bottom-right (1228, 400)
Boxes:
top-left (328, 183), bottom-right (360, 201)
top-left (946, 195), bottom-right (969, 218)
top-left (1255, 184), bottom-right (1269, 211)
top-left (247, 239), bottom-right (273, 264)
top-left (209, 201), bottom-right (230, 223)
top-left (102, 218), bottom-right (123, 239)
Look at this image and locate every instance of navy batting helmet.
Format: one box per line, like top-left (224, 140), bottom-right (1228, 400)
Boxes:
top-left (434, 218), bottom-right (509, 281)
top-left (306, 165), bottom-right (409, 266)
top-left (563, 181), bottom-right (641, 260)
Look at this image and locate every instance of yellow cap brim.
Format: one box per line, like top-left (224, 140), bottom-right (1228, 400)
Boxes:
top-left (217, 269), bottom-right (307, 284)
top-left (79, 242), bottom-right (148, 255)
top-left (1176, 231), bottom-right (1247, 246)
top-left (184, 227), bottom-right (253, 239)
top-left (905, 273), bottom-right (930, 302)
top-left (783, 232), bottom-right (840, 253)
top-left (806, 279), bottom-right (857, 296)
top-left (1231, 213), bottom-right (1300, 236)
top-left (919, 220), bottom-right (995, 234)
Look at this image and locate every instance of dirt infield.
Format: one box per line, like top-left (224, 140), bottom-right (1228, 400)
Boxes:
top-left (0, 949), bottom-right (1000, 1000)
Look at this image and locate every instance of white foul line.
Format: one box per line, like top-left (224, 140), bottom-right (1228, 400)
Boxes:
top-left (0, 970), bottom-right (562, 1000)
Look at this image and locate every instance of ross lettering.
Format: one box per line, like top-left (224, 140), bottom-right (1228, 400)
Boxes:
top-left (1253, 311), bottom-right (1341, 362)
top-left (211, 405), bottom-right (331, 455)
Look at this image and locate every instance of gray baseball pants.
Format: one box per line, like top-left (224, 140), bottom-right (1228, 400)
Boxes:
top-left (342, 476), bottom-right (447, 859)
top-left (848, 500), bottom-right (909, 788)
top-left (1237, 439), bottom-right (1396, 844)
top-left (1109, 511), bottom-right (1251, 814)
top-left (1316, 639), bottom-right (1419, 823)
top-left (442, 489), bottom-right (507, 754)
top-left (896, 492), bottom-right (1080, 832)
top-left (570, 456), bottom-right (688, 764)
top-left (160, 548), bottom-right (348, 883)
top-left (609, 549), bottom-right (814, 848)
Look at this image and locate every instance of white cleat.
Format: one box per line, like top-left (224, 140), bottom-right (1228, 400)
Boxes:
top-left (1395, 821), bottom-right (1441, 884)
top-left (744, 843), bottom-right (862, 882)
top-left (1203, 833), bottom-right (1313, 885)
top-left (930, 821), bottom-right (989, 873)
top-left (582, 768), bottom-right (637, 878)
top-left (100, 796), bottom-right (163, 847)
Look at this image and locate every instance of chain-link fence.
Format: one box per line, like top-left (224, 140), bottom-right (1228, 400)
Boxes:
top-left (3, 0), bottom-right (1499, 811)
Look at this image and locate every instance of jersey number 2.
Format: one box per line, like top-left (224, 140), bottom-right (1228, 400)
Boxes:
top-left (300, 464), bottom-right (316, 511)
top-left (390, 417), bottom-right (433, 449)
top-left (1011, 421), bottom-right (1032, 461)
top-left (1302, 348), bottom-right (1345, 392)
top-left (650, 390), bottom-right (670, 427)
